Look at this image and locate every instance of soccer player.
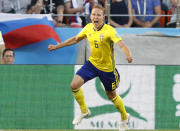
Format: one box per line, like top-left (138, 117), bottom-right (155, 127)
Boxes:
top-left (48, 4), bottom-right (132, 130)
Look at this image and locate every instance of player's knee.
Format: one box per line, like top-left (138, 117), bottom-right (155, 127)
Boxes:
top-left (106, 90), bottom-right (116, 100)
top-left (107, 94), bottom-right (114, 100)
top-left (70, 82), bottom-right (78, 90)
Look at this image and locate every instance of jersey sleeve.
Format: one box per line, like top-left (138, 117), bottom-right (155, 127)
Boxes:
top-left (77, 24), bottom-right (89, 38)
top-left (109, 27), bottom-right (122, 44)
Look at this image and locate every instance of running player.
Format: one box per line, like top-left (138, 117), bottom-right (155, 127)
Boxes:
top-left (48, 4), bottom-right (132, 130)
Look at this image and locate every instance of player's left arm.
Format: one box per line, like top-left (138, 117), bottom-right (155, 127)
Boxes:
top-left (116, 40), bottom-right (133, 63)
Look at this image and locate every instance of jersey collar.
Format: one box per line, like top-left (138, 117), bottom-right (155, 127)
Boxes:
top-left (93, 23), bottom-right (104, 31)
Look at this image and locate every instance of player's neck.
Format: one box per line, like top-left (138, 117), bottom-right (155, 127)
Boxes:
top-left (94, 23), bottom-right (104, 31)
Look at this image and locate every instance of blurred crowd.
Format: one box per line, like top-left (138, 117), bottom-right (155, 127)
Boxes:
top-left (0, 0), bottom-right (179, 28)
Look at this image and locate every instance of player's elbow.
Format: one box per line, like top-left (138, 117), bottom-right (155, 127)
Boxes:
top-left (74, 36), bottom-right (82, 43)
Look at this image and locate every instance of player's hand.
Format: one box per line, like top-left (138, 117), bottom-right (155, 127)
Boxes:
top-left (126, 56), bottom-right (133, 63)
top-left (48, 44), bottom-right (57, 51)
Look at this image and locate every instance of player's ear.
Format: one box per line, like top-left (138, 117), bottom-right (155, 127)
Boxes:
top-left (103, 15), bottom-right (105, 20)
top-left (90, 14), bottom-right (92, 20)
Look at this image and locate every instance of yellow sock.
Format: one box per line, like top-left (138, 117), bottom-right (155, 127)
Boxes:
top-left (112, 94), bottom-right (127, 121)
top-left (72, 88), bottom-right (88, 114)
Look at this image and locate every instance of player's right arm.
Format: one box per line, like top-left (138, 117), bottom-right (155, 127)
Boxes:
top-left (48, 35), bottom-right (85, 51)
top-left (49, 23), bottom-right (89, 51)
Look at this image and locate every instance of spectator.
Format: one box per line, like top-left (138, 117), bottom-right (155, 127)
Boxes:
top-left (85, 0), bottom-right (97, 14)
top-left (110, 0), bottom-right (133, 27)
top-left (28, 0), bottom-right (65, 27)
top-left (84, 0), bottom-right (98, 25)
top-left (167, 0), bottom-right (177, 27)
top-left (1, 48), bottom-right (15, 64)
top-left (162, 0), bottom-right (172, 9)
top-left (131, 0), bottom-right (161, 27)
top-left (97, 0), bottom-right (108, 23)
top-left (97, 0), bottom-right (107, 12)
top-left (0, 0), bottom-right (30, 14)
top-left (64, 0), bottom-right (85, 27)
top-left (161, 0), bottom-right (169, 12)
top-left (159, 0), bottom-right (169, 27)
top-left (77, 0), bottom-right (107, 26)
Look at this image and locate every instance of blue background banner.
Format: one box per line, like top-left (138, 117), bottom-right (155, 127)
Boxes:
top-left (14, 28), bottom-right (180, 64)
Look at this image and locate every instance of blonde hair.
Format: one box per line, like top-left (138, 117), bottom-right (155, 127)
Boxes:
top-left (92, 4), bottom-right (105, 15)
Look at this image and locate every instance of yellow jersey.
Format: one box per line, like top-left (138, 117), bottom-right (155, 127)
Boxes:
top-left (78, 23), bottom-right (122, 72)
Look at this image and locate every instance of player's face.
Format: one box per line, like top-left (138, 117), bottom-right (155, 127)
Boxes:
top-left (90, 8), bottom-right (104, 29)
top-left (3, 51), bottom-right (14, 64)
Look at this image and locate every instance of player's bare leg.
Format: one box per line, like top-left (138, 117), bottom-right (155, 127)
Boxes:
top-left (71, 75), bottom-right (91, 125)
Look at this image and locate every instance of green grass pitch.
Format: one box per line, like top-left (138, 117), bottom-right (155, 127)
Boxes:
top-left (0, 129), bottom-right (180, 131)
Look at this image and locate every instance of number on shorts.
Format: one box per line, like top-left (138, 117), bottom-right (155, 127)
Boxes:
top-left (112, 82), bottom-right (116, 90)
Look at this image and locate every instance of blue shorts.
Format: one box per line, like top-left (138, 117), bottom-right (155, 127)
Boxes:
top-left (76, 61), bottom-right (120, 91)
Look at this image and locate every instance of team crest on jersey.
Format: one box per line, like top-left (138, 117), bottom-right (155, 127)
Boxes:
top-left (115, 33), bottom-right (121, 38)
top-left (100, 33), bottom-right (104, 43)
top-left (89, 34), bottom-right (92, 37)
